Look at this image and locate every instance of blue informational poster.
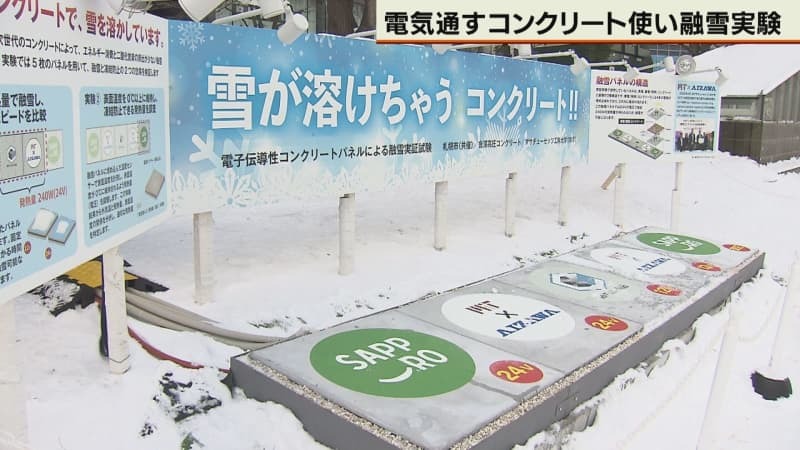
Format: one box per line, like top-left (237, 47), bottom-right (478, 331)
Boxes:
top-left (169, 23), bottom-right (591, 213)
top-left (0, 0), bottom-right (170, 305)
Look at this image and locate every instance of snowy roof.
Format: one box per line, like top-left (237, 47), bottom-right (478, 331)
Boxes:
top-left (692, 44), bottom-right (800, 97)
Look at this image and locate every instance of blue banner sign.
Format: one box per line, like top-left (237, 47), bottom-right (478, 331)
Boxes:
top-left (169, 23), bottom-right (590, 213)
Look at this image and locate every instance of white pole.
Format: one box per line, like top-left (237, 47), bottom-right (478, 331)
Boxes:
top-left (770, 257), bottom-right (800, 374)
top-left (613, 163), bottom-right (626, 228)
top-left (505, 173), bottom-right (517, 237)
top-left (0, 300), bottom-right (28, 448)
top-left (434, 181), bottom-right (448, 250)
top-left (339, 193), bottom-right (356, 275)
top-left (670, 161), bottom-right (684, 231)
top-left (193, 211), bottom-right (215, 305)
top-left (601, 164), bottom-right (619, 190)
top-left (103, 246), bottom-right (130, 374)
top-left (697, 301), bottom-right (741, 450)
top-left (558, 166), bottom-right (571, 226)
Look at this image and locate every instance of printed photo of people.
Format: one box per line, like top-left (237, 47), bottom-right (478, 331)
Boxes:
top-left (675, 119), bottom-right (715, 151)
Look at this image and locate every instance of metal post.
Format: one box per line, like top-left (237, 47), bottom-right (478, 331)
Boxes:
top-left (0, 300), bottom-right (28, 448)
top-left (505, 173), bottom-right (517, 237)
top-left (697, 301), bottom-right (740, 449)
top-left (339, 193), bottom-right (356, 275)
top-left (102, 246), bottom-right (130, 374)
top-left (670, 161), bottom-right (684, 231)
top-left (770, 257), bottom-right (800, 374)
top-left (434, 181), bottom-right (448, 250)
top-left (558, 166), bottom-right (571, 226)
top-left (193, 211), bottom-right (215, 305)
top-left (613, 163), bottom-right (626, 228)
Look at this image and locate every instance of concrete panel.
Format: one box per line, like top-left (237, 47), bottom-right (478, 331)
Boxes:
top-left (248, 311), bottom-right (563, 449)
top-left (231, 232), bottom-right (765, 450)
top-left (494, 260), bottom-right (693, 325)
top-left (613, 226), bottom-right (761, 274)
top-left (559, 243), bottom-right (711, 299)
top-left (398, 281), bottom-right (642, 374)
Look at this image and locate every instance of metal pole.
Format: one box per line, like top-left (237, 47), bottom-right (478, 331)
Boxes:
top-left (558, 166), bottom-right (571, 226)
top-left (339, 193), bottom-right (356, 275)
top-left (613, 163), bottom-right (626, 228)
top-left (193, 211), bottom-right (215, 305)
top-left (697, 302), bottom-right (740, 449)
top-left (770, 257), bottom-right (800, 373)
top-left (0, 300), bottom-right (28, 447)
top-left (505, 173), bottom-right (517, 237)
top-left (102, 246), bottom-right (130, 374)
top-left (434, 181), bottom-right (448, 250)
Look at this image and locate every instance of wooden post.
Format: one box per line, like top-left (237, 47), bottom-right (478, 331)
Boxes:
top-left (434, 181), bottom-right (448, 250)
top-left (558, 166), bottom-right (571, 226)
top-left (670, 161), bottom-right (684, 231)
top-left (613, 163), bottom-right (626, 228)
top-left (339, 193), bottom-right (356, 275)
top-left (505, 173), bottom-right (517, 237)
top-left (193, 211), bottom-right (215, 304)
top-left (102, 246), bottom-right (130, 374)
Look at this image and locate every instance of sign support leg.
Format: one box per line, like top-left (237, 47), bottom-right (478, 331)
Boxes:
top-left (670, 161), bottom-right (684, 231)
top-left (339, 193), bottom-right (355, 275)
top-left (193, 211), bottom-right (215, 305)
top-left (558, 166), bottom-right (571, 226)
top-left (613, 163), bottom-right (626, 228)
top-left (102, 246), bottom-right (130, 374)
top-left (505, 173), bottom-right (517, 237)
top-left (434, 181), bottom-right (448, 250)
top-left (0, 299), bottom-right (28, 448)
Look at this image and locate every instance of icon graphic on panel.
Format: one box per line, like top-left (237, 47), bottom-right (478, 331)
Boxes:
top-left (145, 169), bottom-right (165, 198)
top-left (86, 130), bottom-right (101, 163)
top-left (46, 130), bottom-right (64, 170)
top-left (27, 209), bottom-right (75, 244)
top-left (550, 272), bottom-right (606, 291)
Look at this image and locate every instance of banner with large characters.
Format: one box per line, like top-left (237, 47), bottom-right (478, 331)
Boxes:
top-left (168, 23), bottom-right (591, 213)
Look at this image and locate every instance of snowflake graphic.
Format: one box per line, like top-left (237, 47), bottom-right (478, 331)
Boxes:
top-left (216, 168), bottom-right (257, 207)
top-left (178, 22), bottom-right (205, 52)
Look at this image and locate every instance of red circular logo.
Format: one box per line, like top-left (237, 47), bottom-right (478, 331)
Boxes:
top-left (23, 241), bottom-right (32, 255)
top-left (585, 315), bottom-right (629, 331)
top-left (44, 247), bottom-right (52, 260)
top-left (723, 244), bottom-right (751, 252)
top-left (646, 284), bottom-right (682, 296)
top-left (692, 261), bottom-right (721, 272)
top-left (489, 360), bottom-right (544, 383)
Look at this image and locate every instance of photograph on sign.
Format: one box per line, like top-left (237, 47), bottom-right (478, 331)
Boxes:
top-left (674, 80), bottom-right (721, 154)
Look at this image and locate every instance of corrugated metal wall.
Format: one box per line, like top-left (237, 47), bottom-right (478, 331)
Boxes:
top-left (720, 71), bottom-right (800, 163)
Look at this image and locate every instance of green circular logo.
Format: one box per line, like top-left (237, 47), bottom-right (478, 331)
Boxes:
top-left (138, 125), bottom-right (149, 149)
top-left (310, 328), bottom-right (475, 398)
top-left (637, 232), bottom-right (721, 255)
top-left (47, 136), bottom-right (60, 164)
top-left (87, 133), bottom-right (100, 158)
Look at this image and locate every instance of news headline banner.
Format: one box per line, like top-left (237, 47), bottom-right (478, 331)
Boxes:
top-left (376, 0), bottom-right (800, 43)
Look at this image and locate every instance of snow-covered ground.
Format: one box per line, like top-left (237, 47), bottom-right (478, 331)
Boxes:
top-left (8, 152), bottom-right (800, 450)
